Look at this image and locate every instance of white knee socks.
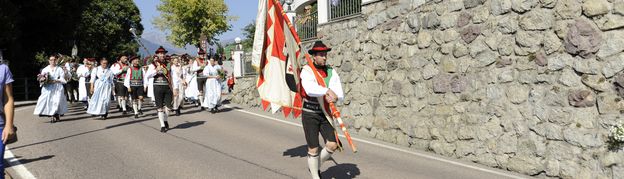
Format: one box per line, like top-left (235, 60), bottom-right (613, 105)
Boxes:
top-left (132, 101), bottom-right (138, 114)
top-left (307, 153), bottom-right (320, 179)
top-left (121, 99), bottom-right (127, 111)
top-left (158, 111), bottom-right (167, 127)
top-left (319, 148), bottom-right (334, 165)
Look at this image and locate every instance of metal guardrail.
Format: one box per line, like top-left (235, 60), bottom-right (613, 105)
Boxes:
top-left (296, 10), bottom-right (318, 41)
top-left (12, 77), bottom-right (40, 101)
top-left (329, 0), bottom-right (362, 21)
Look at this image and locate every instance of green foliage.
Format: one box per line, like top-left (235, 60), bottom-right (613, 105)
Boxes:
top-left (216, 42), bottom-right (225, 56)
top-left (0, 0), bottom-right (142, 78)
top-left (242, 21), bottom-right (255, 50)
top-left (154, 0), bottom-right (232, 47)
top-left (76, 0), bottom-right (143, 59)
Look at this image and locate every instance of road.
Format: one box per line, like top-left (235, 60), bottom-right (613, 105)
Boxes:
top-left (5, 101), bottom-right (529, 179)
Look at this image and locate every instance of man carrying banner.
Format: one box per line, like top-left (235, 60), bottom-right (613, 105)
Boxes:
top-left (300, 41), bottom-right (344, 179)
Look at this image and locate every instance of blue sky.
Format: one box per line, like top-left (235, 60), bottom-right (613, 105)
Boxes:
top-left (133, 0), bottom-right (259, 43)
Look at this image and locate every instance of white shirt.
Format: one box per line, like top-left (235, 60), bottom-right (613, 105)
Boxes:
top-left (300, 65), bottom-right (344, 101)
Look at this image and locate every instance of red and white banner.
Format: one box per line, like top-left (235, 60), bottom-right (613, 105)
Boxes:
top-left (254, 0), bottom-right (303, 118)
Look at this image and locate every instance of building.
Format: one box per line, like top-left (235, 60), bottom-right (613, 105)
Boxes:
top-left (282, 0), bottom-right (371, 42)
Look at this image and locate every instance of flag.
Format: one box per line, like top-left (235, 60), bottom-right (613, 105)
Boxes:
top-left (253, 0), bottom-right (304, 118)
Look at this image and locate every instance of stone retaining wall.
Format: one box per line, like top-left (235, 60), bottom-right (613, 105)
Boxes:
top-left (233, 0), bottom-right (624, 178)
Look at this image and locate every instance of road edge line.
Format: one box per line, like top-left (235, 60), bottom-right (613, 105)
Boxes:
top-left (226, 105), bottom-right (526, 179)
top-left (4, 147), bottom-right (37, 179)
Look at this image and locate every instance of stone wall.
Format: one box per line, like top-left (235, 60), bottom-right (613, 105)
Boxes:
top-left (233, 0), bottom-right (624, 178)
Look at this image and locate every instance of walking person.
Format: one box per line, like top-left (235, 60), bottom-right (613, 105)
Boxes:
top-left (0, 58), bottom-right (16, 177)
top-left (124, 56), bottom-right (145, 118)
top-left (112, 55), bottom-right (130, 115)
top-left (183, 55), bottom-right (199, 105)
top-left (171, 56), bottom-right (186, 116)
top-left (63, 60), bottom-right (78, 103)
top-left (146, 58), bottom-right (173, 132)
top-left (300, 41), bottom-right (344, 179)
top-left (191, 49), bottom-right (208, 109)
top-left (77, 58), bottom-right (94, 109)
top-left (33, 55), bottom-right (68, 123)
top-left (87, 58), bottom-right (115, 119)
top-left (201, 58), bottom-right (222, 113)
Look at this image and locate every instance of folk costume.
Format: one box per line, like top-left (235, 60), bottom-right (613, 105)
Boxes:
top-left (171, 60), bottom-right (186, 116)
top-left (76, 59), bottom-right (92, 103)
top-left (300, 41), bottom-right (344, 179)
top-left (191, 49), bottom-right (208, 109)
top-left (184, 61), bottom-right (199, 103)
top-left (201, 63), bottom-right (221, 113)
top-left (34, 64), bottom-right (68, 122)
top-left (87, 62), bottom-right (115, 119)
top-left (111, 57), bottom-right (130, 114)
top-left (124, 56), bottom-right (145, 118)
top-left (146, 58), bottom-right (173, 133)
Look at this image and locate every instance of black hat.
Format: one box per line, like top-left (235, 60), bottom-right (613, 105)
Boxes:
top-left (308, 41), bottom-right (332, 55)
top-left (155, 46), bottom-right (168, 54)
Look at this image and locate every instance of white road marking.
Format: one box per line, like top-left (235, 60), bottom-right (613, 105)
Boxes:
top-left (4, 105), bottom-right (38, 179)
top-left (226, 105), bottom-right (526, 179)
top-left (4, 147), bottom-right (37, 179)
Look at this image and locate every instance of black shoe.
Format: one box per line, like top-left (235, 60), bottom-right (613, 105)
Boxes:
top-left (175, 109), bottom-right (180, 116)
top-left (134, 114), bottom-right (139, 119)
top-left (200, 107), bottom-right (205, 110)
top-left (139, 110), bottom-right (143, 115)
top-left (160, 127), bottom-right (167, 133)
top-left (102, 113), bottom-right (108, 119)
top-left (122, 111), bottom-right (127, 115)
top-left (164, 121), bottom-right (170, 129)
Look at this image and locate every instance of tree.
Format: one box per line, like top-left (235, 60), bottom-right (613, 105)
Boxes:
top-left (241, 22), bottom-right (255, 50)
top-left (76, 0), bottom-right (143, 59)
top-left (154, 0), bottom-right (232, 47)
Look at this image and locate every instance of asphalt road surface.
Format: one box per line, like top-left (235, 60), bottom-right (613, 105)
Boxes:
top-left (5, 101), bottom-right (529, 179)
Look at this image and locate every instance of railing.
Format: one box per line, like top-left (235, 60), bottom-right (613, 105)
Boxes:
top-left (12, 77), bottom-right (40, 101)
top-left (296, 10), bottom-right (318, 41)
top-left (329, 0), bottom-right (362, 21)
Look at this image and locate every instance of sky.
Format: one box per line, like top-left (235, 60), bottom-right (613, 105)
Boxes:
top-left (133, 0), bottom-right (259, 44)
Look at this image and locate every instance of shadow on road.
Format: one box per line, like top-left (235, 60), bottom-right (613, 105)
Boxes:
top-left (218, 106), bottom-right (242, 113)
top-left (6, 155), bottom-right (55, 165)
top-left (322, 163), bottom-right (361, 179)
top-left (10, 117), bottom-right (156, 150)
top-left (282, 145), bottom-right (308, 158)
top-left (172, 121), bottom-right (206, 130)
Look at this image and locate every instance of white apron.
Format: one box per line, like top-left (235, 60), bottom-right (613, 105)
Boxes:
top-left (76, 65), bottom-right (90, 101)
top-left (87, 66), bottom-right (114, 115)
top-left (202, 65), bottom-right (221, 108)
top-left (33, 66), bottom-right (68, 116)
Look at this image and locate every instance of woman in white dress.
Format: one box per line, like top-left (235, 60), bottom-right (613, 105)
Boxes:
top-left (87, 58), bottom-right (115, 119)
top-left (201, 58), bottom-right (222, 113)
top-left (33, 56), bottom-right (68, 123)
top-left (76, 58), bottom-right (92, 109)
